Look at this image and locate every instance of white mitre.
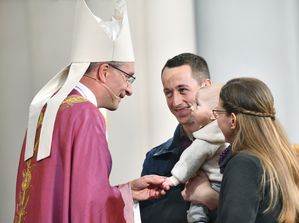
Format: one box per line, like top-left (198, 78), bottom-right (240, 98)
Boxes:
top-left (24, 0), bottom-right (134, 161)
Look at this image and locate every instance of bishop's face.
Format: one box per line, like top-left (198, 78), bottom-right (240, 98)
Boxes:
top-left (104, 62), bottom-right (135, 110)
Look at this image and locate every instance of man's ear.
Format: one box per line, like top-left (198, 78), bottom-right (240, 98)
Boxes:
top-left (230, 113), bottom-right (237, 129)
top-left (201, 79), bottom-right (212, 87)
top-left (97, 63), bottom-right (109, 83)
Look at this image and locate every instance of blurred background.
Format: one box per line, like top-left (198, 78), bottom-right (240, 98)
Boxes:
top-left (0, 0), bottom-right (298, 222)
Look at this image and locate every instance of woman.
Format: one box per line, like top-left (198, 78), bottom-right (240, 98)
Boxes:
top-left (213, 77), bottom-right (299, 223)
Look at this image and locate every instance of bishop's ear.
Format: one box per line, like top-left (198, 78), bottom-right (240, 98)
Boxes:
top-left (97, 63), bottom-right (109, 83)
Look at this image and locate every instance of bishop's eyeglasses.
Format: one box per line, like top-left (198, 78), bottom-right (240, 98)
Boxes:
top-left (108, 63), bottom-right (136, 84)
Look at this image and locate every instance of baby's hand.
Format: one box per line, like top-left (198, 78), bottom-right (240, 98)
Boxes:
top-left (162, 177), bottom-right (175, 187)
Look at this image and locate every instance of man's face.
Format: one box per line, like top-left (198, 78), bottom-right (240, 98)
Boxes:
top-left (105, 62), bottom-right (135, 110)
top-left (162, 65), bottom-right (200, 125)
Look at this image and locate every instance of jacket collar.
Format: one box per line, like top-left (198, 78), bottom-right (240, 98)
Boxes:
top-left (219, 145), bottom-right (233, 173)
top-left (153, 124), bottom-right (192, 157)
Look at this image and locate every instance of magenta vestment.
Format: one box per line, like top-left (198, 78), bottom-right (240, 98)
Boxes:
top-left (14, 91), bottom-right (134, 223)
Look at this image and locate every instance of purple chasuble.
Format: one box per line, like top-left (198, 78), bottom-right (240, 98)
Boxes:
top-left (14, 90), bottom-right (133, 223)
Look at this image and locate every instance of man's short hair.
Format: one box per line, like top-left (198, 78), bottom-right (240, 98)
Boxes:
top-left (161, 53), bottom-right (210, 84)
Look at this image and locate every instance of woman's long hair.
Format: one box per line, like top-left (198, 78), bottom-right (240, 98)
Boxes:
top-left (220, 77), bottom-right (299, 223)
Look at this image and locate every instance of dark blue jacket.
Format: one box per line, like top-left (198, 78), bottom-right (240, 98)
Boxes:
top-left (140, 125), bottom-right (192, 223)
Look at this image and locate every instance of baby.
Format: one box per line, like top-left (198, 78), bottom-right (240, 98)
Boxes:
top-left (163, 84), bottom-right (226, 223)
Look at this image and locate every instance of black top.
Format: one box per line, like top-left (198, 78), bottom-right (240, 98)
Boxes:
top-left (216, 150), bottom-right (282, 223)
top-left (140, 125), bottom-right (192, 223)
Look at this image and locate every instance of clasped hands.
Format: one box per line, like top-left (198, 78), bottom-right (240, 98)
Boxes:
top-left (130, 175), bottom-right (170, 201)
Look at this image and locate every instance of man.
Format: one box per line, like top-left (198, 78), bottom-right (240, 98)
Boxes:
top-left (140, 53), bottom-right (213, 223)
top-left (14, 1), bottom-right (168, 223)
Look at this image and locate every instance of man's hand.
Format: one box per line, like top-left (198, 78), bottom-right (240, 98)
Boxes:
top-left (130, 175), bottom-right (170, 201)
top-left (181, 170), bottom-right (219, 210)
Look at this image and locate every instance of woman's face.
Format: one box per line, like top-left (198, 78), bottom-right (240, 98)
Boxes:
top-left (215, 100), bottom-right (237, 144)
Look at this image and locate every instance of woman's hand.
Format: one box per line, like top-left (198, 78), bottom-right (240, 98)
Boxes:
top-left (182, 170), bottom-right (219, 210)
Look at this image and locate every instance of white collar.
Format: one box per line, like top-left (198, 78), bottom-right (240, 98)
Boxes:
top-left (75, 82), bottom-right (98, 107)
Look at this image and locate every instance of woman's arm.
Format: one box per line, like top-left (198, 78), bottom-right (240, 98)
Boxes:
top-left (216, 154), bottom-right (261, 223)
top-left (181, 170), bottom-right (219, 210)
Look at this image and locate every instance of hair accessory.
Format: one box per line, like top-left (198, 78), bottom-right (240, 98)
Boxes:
top-left (239, 109), bottom-right (275, 120)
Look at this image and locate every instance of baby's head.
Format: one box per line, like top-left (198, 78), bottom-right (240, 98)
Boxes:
top-left (191, 84), bottom-right (222, 129)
